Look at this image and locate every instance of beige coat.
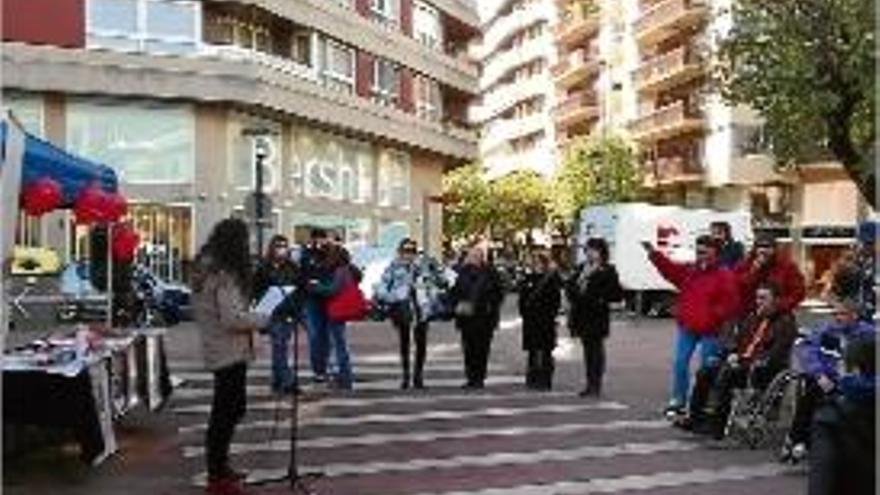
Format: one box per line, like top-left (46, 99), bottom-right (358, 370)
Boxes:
top-left (193, 263), bottom-right (267, 371)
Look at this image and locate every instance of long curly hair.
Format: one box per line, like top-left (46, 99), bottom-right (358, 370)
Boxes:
top-left (196, 218), bottom-right (252, 296)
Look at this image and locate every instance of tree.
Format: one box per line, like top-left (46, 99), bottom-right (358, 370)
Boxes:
top-left (442, 163), bottom-right (493, 242)
top-left (716, 0), bottom-right (875, 207)
top-left (551, 134), bottom-right (643, 224)
top-left (488, 170), bottom-right (550, 245)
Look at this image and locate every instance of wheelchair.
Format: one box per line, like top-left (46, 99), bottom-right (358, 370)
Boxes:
top-left (723, 366), bottom-right (804, 450)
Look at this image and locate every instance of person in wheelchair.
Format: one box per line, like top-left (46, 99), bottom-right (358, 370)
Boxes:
top-left (782, 297), bottom-right (875, 463)
top-left (675, 282), bottom-right (797, 438)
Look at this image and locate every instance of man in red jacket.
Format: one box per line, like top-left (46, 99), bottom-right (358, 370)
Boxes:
top-left (734, 234), bottom-right (806, 316)
top-left (642, 235), bottom-right (741, 418)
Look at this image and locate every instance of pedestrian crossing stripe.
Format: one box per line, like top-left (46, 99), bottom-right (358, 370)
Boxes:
top-left (190, 439), bottom-right (699, 486)
top-left (172, 375), bottom-right (526, 400)
top-left (172, 363), bottom-right (504, 382)
top-left (410, 462), bottom-right (798, 495)
top-left (180, 418), bottom-right (667, 457)
top-left (172, 390), bottom-right (608, 415)
top-left (176, 401), bottom-right (628, 435)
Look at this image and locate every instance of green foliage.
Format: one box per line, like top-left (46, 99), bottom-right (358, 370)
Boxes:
top-left (442, 163), bottom-right (493, 241)
top-left (443, 165), bottom-right (551, 243)
top-left (551, 134), bottom-right (642, 224)
top-left (716, 0), bottom-right (875, 206)
top-left (488, 170), bottom-right (550, 241)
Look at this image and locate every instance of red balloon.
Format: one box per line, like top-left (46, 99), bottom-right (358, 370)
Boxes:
top-left (104, 191), bottom-right (128, 222)
top-left (111, 224), bottom-right (140, 262)
top-left (74, 185), bottom-right (109, 224)
top-left (20, 178), bottom-right (62, 216)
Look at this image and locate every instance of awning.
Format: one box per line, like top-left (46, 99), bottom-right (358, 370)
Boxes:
top-left (1, 120), bottom-right (118, 206)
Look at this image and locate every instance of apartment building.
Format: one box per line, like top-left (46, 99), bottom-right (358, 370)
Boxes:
top-left (2, 0), bottom-right (479, 281)
top-left (553, 0), bottom-right (601, 149)
top-left (472, 0), bottom-right (559, 178)
top-left (555, 0), bottom-right (867, 290)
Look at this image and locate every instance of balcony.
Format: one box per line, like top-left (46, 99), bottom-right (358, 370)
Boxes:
top-left (556, 1), bottom-right (600, 48)
top-left (551, 46), bottom-right (600, 88)
top-left (634, 46), bottom-right (705, 94)
top-left (643, 154), bottom-right (704, 188)
top-left (635, 0), bottom-right (709, 46)
top-left (555, 90), bottom-right (599, 130)
top-left (630, 100), bottom-right (705, 142)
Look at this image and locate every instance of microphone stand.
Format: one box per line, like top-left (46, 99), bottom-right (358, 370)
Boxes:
top-left (252, 295), bottom-right (324, 493)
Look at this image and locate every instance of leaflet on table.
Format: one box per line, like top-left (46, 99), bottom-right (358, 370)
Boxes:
top-left (252, 285), bottom-right (296, 318)
top-left (2, 351), bottom-right (100, 377)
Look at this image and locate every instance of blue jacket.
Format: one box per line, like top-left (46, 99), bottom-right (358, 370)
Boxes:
top-left (796, 320), bottom-right (875, 380)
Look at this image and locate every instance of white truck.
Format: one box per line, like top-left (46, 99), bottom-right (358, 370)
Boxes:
top-left (575, 202), bottom-right (753, 315)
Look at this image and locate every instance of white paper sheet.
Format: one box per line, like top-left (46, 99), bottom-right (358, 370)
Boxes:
top-left (253, 286), bottom-right (295, 318)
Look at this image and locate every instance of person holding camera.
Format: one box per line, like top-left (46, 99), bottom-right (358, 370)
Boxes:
top-left (733, 233), bottom-right (805, 317)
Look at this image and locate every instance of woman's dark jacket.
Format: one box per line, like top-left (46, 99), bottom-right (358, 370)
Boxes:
top-left (253, 258), bottom-right (300, 322)
top-left (565, 263), bottom-right (623, 340)
top-left (518, 270), bottom-right (562, 351)
top-left (451, 263), bottom-right (504, 330)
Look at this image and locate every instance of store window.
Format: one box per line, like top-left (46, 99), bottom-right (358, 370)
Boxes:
top-left (377, 149), bottom-right (410, 209)
top-left (129, 204), bottom-right (193, 282)
top-left (292, 127), bottom-right (374, 203)
top-left (290, 213), bottom-right (371, 247)
top-left (67, 100), bottom-right (195, 184)
top-left (3, 93), bottom-right (44, 137)
top-left (372, 58), bottom-right (400, 106)
top-left (318, 37), bottom-right (355, 93)
top-left (377, 220), bottom-right (409, 249)
top-left (87, 0), bottom-right (201, 55)
top-left (413, 1), bottom-right (442, 50)
top-left (413, 74), bottom-right (442, 121)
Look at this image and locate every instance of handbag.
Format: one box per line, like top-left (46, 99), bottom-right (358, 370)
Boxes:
top-left (327, 280), bottom-right (369, 322)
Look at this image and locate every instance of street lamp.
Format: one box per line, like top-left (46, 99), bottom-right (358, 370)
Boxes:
top-left (241, 126), bottom-right (276, 256)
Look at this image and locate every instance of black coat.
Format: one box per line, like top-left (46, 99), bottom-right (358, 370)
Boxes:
top-left (565, 263), bottom-right (623, 340)
top-left (518, 271), bottom-right (562, 351)
top-left (253, 258), bottom-right (300, 322)
top-left (451, 263), bottom-right (504, 330)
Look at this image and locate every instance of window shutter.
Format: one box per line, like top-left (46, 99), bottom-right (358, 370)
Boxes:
top-left (356, 50), bottom-right (374, 97)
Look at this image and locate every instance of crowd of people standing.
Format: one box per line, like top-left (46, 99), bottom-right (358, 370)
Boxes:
top-left (189, 217), bottom-right (876, 495)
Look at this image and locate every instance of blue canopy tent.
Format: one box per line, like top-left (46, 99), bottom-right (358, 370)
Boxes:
top-left (1, 120), bottom-right (118, 206)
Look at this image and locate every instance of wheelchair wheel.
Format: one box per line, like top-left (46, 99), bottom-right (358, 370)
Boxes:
top-left (756, 370), bottom-right (801, 450)
top-left (725, 388), bottom-right (765, 449)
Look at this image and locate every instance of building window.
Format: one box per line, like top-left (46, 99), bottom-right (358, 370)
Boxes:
top-left (370, 0), bottom-right (400, 28)
top-left (67, 100), bottom-right (196, 184)
top-left (377, 149), bottom-right (410, 209)
top-left (413, 0), bottom-right (442, 50)
top-left (319, 37), bottom-right (355, 93)
top-left (87, 0), bottom-right (201, 55)
top-left (372, 58), bottom-right (400, 106)
top-left (413, 74), bottom-right (442, 121)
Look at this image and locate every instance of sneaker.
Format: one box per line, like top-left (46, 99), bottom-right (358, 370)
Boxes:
top-left (205, 477), bottom-right (247, 495)
top-left (790, 443), bottom-right (807, 464)
top-left (663, 403), bottom-right (685, 420)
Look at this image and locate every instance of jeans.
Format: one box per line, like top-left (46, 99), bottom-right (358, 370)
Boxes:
top-left (526, 348), bottom-right (554, 389)
top-left (670, 325), bottom-right (721, 407)
top-left (269, 320), bottom-right (295, 392)
top-left (303, 301), bottom-right (329, 377)
top-left (206, 362), bottom-right (247, 479)
top-left (326, 320), bottom-right (353, 389)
